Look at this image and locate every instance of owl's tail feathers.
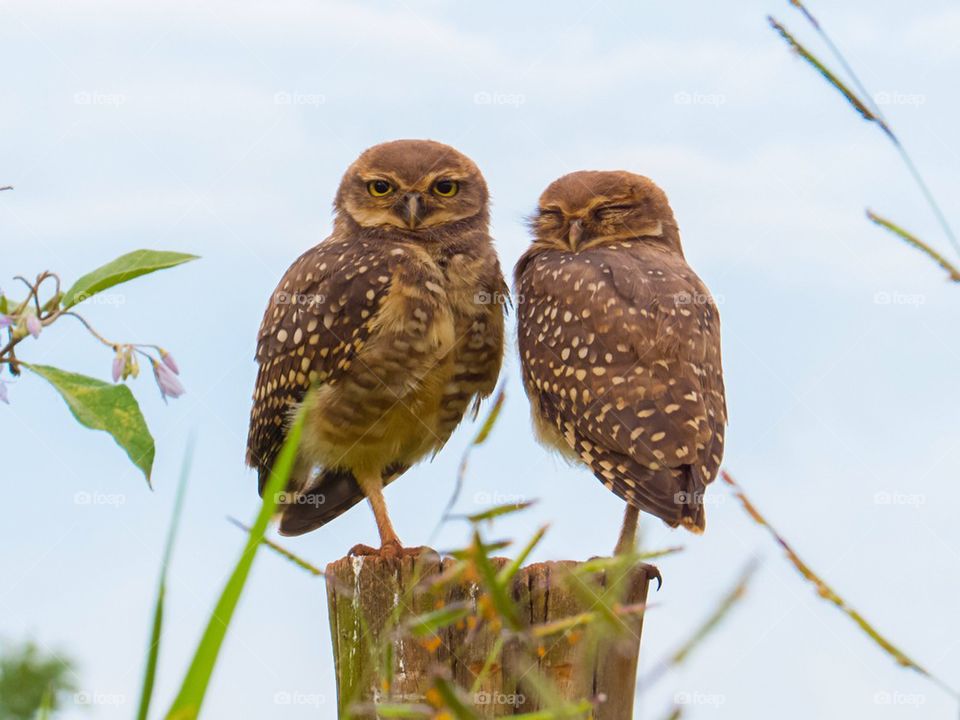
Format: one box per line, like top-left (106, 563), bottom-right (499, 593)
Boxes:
top-left (272, 463), bottom-right (410, 537)
top-left (276, 468), bottom-right (365, 537)
top-left (627, 464), bottom-right (707, 534)
top-left (676, 465), bottom-right (707, 534)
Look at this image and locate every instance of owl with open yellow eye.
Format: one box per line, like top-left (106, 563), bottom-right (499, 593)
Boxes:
top-left (247, 139), bottom-right (507, 555)
top-left (515, 171), bottom-right (726, 553)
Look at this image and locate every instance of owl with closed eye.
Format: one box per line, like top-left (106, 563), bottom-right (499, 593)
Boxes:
top-left (515, 171), bottom-right (726, 553)
top-left (247, 139), bottom-right (507, 556)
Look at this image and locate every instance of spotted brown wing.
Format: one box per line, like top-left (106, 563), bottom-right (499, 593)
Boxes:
top-left (246, 235), bottom-right (398, 491)
top-left (516, 243), bottom-right (726, 530)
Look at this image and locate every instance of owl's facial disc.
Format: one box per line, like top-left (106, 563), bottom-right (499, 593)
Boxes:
top-left (337, 140), bottom-right (488, 237)
top-left (532, 171), bottom-right (676, 252)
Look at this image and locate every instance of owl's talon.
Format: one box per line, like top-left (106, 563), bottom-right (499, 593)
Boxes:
top-left (643, 564), bottom-right (663, 591)
top-left (348, 541), bottom-right (438, 560)
top-left (378, 541), bottom-right (438, 559)
top-left (348, 543), bottom-right (380, 557)
top-left (379, 539), bottom-right (402, 559)
top-left (398, 545), bottom-right (439, 559)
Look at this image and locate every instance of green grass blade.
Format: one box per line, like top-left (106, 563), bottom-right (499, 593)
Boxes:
top-left (136, 438), bottom-right (194, 720)
top-left (470, 387), bottom-right (506, 445)
top-left (497, 524), bottom-right (548, 586)
top-left (774, 6), bottom-right (960, 259)
top-left (446, 539), bottom-right (511, 560)
top-left (570, 547), bottom-right (682, 578)
top-left (165, 411), bottom-right (305, 719)
top-left (866, 210), bottom-right (960, 281)
top-left (640, 559), bottom-right (755, 690)
top-left (723, 471), bottom-right (959, 698)
top-left (465, 500), bottom-right (535, 524)
top-left (432, 675), bottom-right (480, 720)
top-left (406, 603), bottom-right (471, 638)
top-left (529, 601), bottom-right (649, 640)
top-left (667, 560), bottom-right (755, 666)
top-left (767, 17), bottom-right (887, 134)
top-left (788, 1), bottom-right (887, 122)
top-left (470, 530), bottom-right (520, 631)
top-left (468, 635), bottom-right (505, 697)
top-left (433, 387), bottom-right (506, 538)
top-left (226, 517), bottom-right (324, 577)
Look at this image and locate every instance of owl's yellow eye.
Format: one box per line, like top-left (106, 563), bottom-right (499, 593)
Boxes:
top-left (432, 179), bottom-right (459, 197)
top-left (367, 180), bottom-right (394, 197)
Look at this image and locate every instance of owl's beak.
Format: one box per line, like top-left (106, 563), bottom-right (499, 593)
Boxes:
top-left (568, 219), bottom-right (584, 250)
top-left (399, 192), bottom-right (424, 229)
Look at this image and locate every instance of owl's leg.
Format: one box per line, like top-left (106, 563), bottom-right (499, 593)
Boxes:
top-left (349, 471), bottom-right (405, 558)
top-left (614, 503), bottom-right (640, 555)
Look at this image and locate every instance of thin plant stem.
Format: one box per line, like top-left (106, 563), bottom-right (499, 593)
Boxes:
top-left (786, 1), bottom-right (960, 258)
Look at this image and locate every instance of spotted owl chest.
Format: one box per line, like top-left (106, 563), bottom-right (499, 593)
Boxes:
top-left (363, 253), bottom-right (460, 397)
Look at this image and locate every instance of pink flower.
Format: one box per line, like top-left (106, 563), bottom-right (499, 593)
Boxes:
top-left (160, 350), bottom-right (179, 375)
top-left (25, 315), bottom-right (41, 338)
top-left (152, 360), bottom-right (185, 401)
top-left (0, 380), bottom-right (8, 404)
top-left (0, 315), bottom-right (10, 329)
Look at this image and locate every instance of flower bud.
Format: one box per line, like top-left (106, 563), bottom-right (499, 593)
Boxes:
top-left (112, 351), bottom-right (124, 383)
top-left (160, 350), bottom-right (180, 375)
top-left (25, 315), bottom-right (41, 338)
top-left (152, 359), bottom-right (185, 401)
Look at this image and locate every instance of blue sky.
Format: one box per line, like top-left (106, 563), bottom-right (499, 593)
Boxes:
top-left (2, 1), bottom-right (960, 717)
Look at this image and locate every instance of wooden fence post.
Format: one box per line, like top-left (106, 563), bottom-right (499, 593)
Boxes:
top-left (325, 553), bottom-right (656, 718)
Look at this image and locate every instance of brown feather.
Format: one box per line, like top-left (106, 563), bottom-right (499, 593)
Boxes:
top-left (516, 170), bottom-right (726, 532)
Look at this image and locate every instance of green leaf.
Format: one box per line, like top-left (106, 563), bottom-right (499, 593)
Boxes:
top-left (137, 440), bottom-right (194, 720)
top-left (24, 363), bottom-right (155, 484)
top-left (471, 530), bottom-right (520, 631)
top-left (35, 686), bottom-right (53, 720)
top-left (406, 603), bottom-right (471, 638)
top-left (446, 539), bottom-right (511, 560)
top-left (497, 524), bottom-right (548, 586)
top-left (465, 500), bottom-right (536, 524)
top-left (61, 249), bottom-right (199, 309)
top-left (471, 388), bottom-right (506, 445)
top-left (165, 408), bottom-right (306, 720)
top-left (570, 547), bottom-right (682, 578)
top-left (468, 635), bottom-right (505, 697)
